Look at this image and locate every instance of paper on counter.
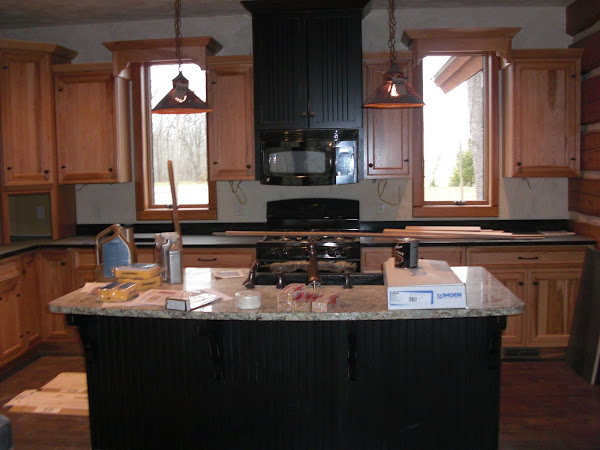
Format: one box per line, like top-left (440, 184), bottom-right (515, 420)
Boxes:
top-left (100, 288), bottom-right (233, 308)
top-left (213, 270), bottom-right (245, 279)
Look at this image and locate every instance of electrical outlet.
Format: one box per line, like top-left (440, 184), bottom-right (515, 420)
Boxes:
top-left (376, 201), bottom-right (385, 214)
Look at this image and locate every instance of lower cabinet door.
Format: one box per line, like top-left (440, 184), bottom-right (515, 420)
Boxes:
top-left (489, 269), bottom-right (527, 347)
top-left (527, 268), bottom-right (582, 347)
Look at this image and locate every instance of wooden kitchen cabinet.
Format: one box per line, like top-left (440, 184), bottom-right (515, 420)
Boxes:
top-left (36, 248), bottom-right (78, 342)
top-left (361, 245), bottom-right (466, 272)
top-left (71, 248), bottom-right (96, 288)
top-left (182, 248), bottom-right (256, 268)
top-left (53, 62), bottom-right (131, 184)
top-left (467, 245), bottom-right (588, 353)
top-left (20, 252), bottom-right (42, 347)
top-left (248, 8), bottom-right (363, 129)
top-left (503, 49), bottom-right (583, 178)
top-left (206, 56), bottom-right (255, 181)
top-left (0, 40), bottom-right (76, 186)
top-left (0, 257), bottom-right (26, 362)
top-left (362, 52), bottom-right (413, 178)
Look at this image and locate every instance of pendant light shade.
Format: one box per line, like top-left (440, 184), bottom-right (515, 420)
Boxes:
top-left (152, 0), bottom-right (211, 114)
top-left (152, 71), bottom-right (212, 114)
top-left (363, 65), bottom-right (424, 108)
top-left (363, 0), bottom-right (424, 109)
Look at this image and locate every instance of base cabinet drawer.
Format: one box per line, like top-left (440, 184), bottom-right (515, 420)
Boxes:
top-left (183, 249), bottom-right (256, 268)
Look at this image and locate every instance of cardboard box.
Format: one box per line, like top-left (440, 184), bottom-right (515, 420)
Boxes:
top-left (383, 258), bottom-right (466, 310)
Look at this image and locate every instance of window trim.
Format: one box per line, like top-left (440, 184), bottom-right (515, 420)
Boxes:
top-left (402, 28), bottom-right (518, 218)
top-left (103, 37), bottom-right (222, 221)
top-left (131, 63), bottom-right (217, 221)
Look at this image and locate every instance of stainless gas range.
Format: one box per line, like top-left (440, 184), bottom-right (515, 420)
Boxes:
top-left (255, 198), bottom-right (361, 273)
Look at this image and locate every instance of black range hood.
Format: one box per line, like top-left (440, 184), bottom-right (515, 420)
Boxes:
top-left (242, 0), bottom-right (369, 131)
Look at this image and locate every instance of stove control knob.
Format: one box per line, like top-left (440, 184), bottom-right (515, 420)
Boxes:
top-left (327, 249), bottom-right (337, 258)
top-left (338, 248), bottom-right (349, 258)
top-left (281, 249), bottom-right (289, 257)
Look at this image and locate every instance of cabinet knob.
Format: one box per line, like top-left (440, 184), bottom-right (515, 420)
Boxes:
top-left (404, 159), bottom-right (409, 163)
top-left (61, 165), bottom-right (66, 169)
top-left (518, 281), bottom-right (524, 286)
top-left (108, 168), bottom-right (113, 172)
top-left (58, 88), bottom-right (63, 92)
top-left (309, 112), bottom-right (315, 118)
top-left (533, 281), bottom-right (539, 286)
top-left (570, 157), bottom-right (576, 161)
top-left (213, 161), bottom-right (218, 165)
top-left (368, 163), bottom-right (373, 168)
top-left (44, 169), bottom-right (49, 174)
top-left (60, 261), bottom-right (66, 266)
top-left (301, 112), bottom-right (307, 118)
top-left (246, 165), bottom-right (251, 169)
top-left (6, 167), bottom-right (11, 170)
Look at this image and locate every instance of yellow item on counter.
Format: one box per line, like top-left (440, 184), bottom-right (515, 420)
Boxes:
top-left (117, 276), bottom-right (162, 291)
top-left (97, 282), bottom-right (139, 302)
top-left (113, 263), bottom-right (161, 280)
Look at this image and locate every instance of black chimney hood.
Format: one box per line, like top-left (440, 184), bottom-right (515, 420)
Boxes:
top-left (242, 0), bottom-right (369, 131)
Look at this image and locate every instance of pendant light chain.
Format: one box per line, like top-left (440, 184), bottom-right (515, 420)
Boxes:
top-left (387, 0), bottom-right (397, 69)
top-left (174, 0), bottom-right (183, 70)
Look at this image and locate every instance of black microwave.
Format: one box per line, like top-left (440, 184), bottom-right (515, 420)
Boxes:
top-left (259, 129), bottom-right (358, 186)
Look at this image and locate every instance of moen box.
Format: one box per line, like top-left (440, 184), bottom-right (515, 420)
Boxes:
top-left (383, 258), bottom-right (467, 310)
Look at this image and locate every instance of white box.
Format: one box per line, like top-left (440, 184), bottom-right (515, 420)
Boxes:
top-left (383, 258), bottom-right (466, 310)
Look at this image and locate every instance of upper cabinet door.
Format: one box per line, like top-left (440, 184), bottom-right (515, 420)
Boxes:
top-left (363, 52), bottom-right (413, 178)
top-left (306, 10), bottom-right (363, 129)
top-left (252, 9), bottom-right (363, 130)
top-left (0, 51), bottom-right (56, 186)
top-left (207, 56), bottom-right (255, 181)
top-left (503, 49), bottom-right (583, 178)
top-left (54, 63), bottom-right (131, 184)
top-left (253, 12), bottom-right (308, 129)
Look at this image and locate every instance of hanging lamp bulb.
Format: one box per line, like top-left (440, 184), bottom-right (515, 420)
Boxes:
top-left (152, 0), bottom-right (211, 114)
top-left (363, 0), bottom-right (424, 109)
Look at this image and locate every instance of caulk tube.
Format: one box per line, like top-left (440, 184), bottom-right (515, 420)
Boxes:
top-left (168, 238), bottom-right (183, 284)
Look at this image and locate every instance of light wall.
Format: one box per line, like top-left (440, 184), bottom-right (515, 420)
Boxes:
top-left (0, 7), bottom-right (572, 224)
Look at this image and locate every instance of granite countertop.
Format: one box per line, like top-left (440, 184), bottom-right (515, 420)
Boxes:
top-left (49, 266), bottom-right (524, 321)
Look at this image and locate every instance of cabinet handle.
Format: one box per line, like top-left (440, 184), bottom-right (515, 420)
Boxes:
top-left (58, 88), bottom-right (63, 92)
top-left (570, 157), bottom-right (576, 161)
top-left (6, 167), bottom-right (11, 170)
top-left (301, 112), bottom-right (307, 118)
top-left (368, 163), bottom-right (373, 168)
top-left (404, 159), bottom-right (409, 162)
top-left (197, 257), bottom-right (218, 262)
top-left (60, 261), bottom-right (66, 266)
top-left (246, 164), bottom-right (251, 169)
top-left (108, 168), bottom-right (113, 172)
top-left (518, 281), bottom-right (524, 286)
top-left (61, 165), bottom-right (66, 169)
top-left (533, 281), bottom-right (539, 286)
top-left (516, 162), bottom-right (522, 167)
top-left (518, 256), bottom-right (539, 260)
top-left (309, 112), bottom-right (315, 118)
top-left (213, 161), bottom-right (218, 165)
top-left (2, 66), bottom-right (7, 69)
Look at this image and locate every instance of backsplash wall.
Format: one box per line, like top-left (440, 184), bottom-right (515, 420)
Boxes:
top-left (0, 7), bottom-right (571, 224)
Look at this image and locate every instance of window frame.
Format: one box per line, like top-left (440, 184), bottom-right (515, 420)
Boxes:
top-left (403, 27), bottom-right (520, 218)
top-left (132, 62), bottom-right (217, 221)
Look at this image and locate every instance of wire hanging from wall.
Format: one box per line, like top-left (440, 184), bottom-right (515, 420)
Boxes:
top-left (377, 179), bottom-right (402, 206)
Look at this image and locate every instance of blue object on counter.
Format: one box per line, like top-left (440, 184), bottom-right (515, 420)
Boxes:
top-left (0, 415), bottom-right (13, 450)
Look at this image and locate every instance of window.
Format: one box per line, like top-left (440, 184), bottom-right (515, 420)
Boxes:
top-left (103, 37), bottom-right (220, 221)
top-left (132, 62), bottom-right (216, 220)
top-left (403, 28), bottom-right (520, 217)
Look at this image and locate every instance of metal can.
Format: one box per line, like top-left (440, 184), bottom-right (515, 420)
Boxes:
top-left (394, 238), bottom-right (419, 269)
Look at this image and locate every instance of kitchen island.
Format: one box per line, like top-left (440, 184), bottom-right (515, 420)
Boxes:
top-left (50, 266), bottom-right (523, 450)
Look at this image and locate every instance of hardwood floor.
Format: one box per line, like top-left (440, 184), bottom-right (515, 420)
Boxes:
top-left (1, 357), bottom-right (599, 449)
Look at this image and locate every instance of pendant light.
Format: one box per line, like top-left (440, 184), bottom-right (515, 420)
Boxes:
top-left (363, 0), bottom-right (424, 109)
top-left (152, 0), bottom-right (212, 114)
